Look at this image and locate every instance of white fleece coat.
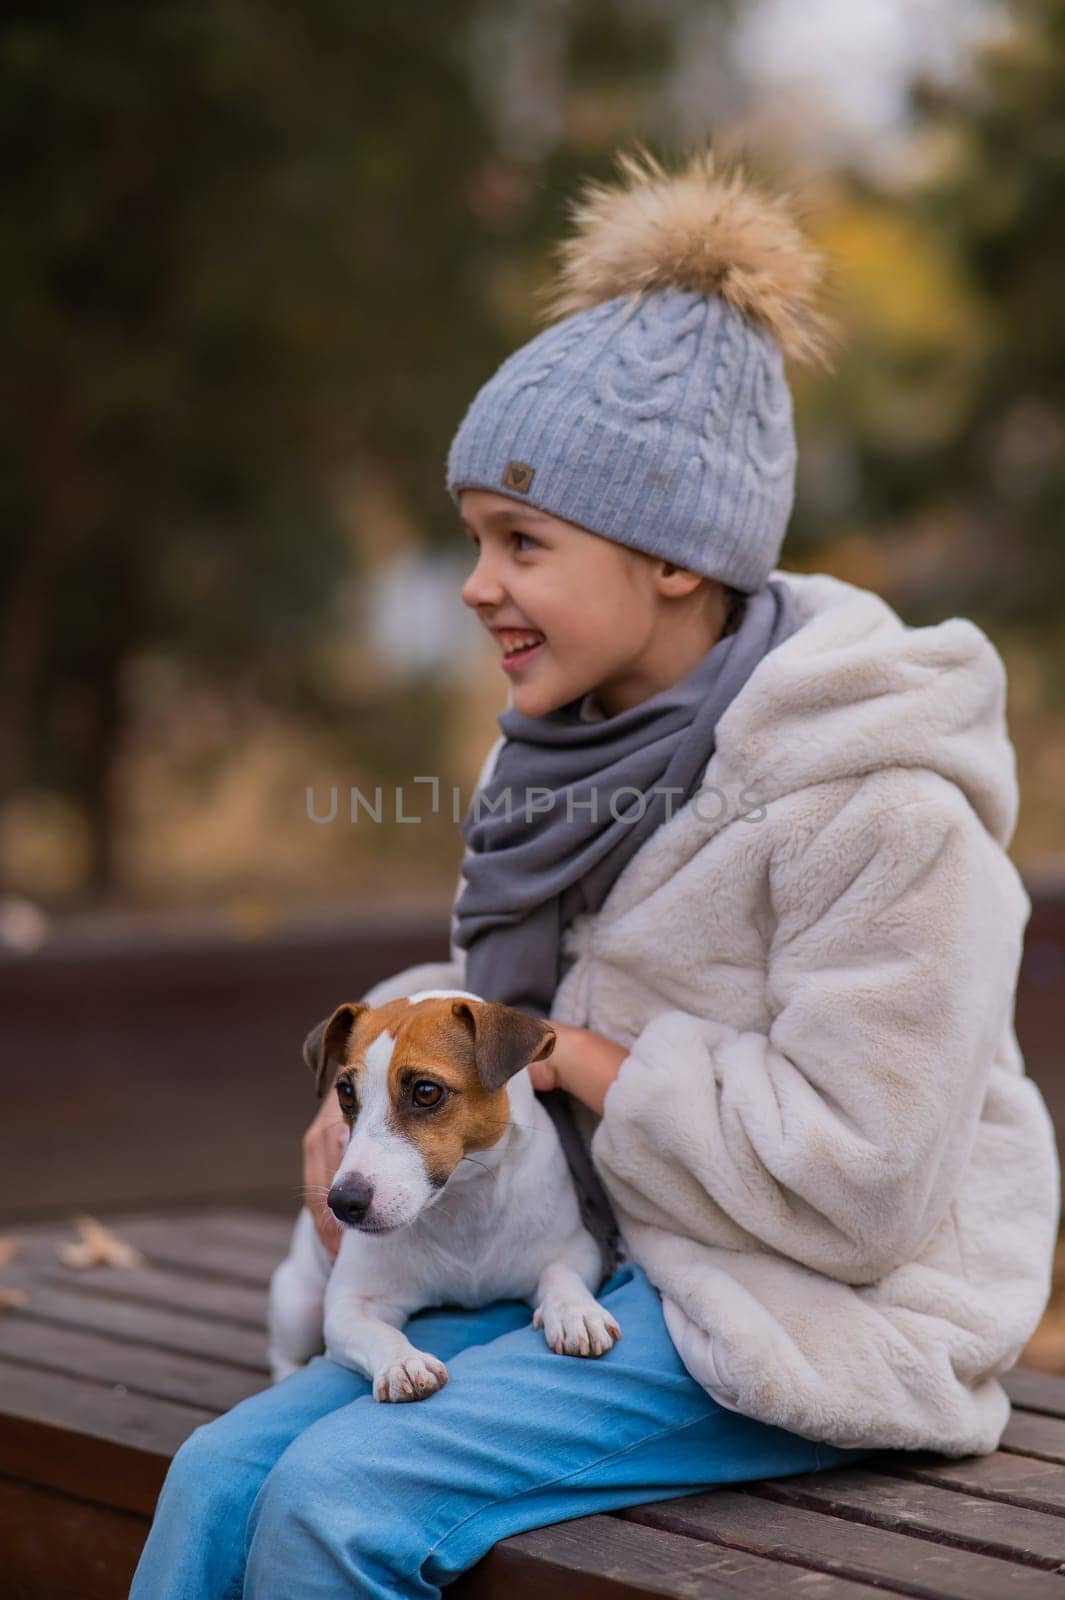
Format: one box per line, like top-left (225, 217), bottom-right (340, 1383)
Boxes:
top-left (362, 568), bottom-right (1060, 1457)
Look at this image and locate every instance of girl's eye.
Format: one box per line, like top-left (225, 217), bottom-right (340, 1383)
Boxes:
top-left (336, 1079), bottom-right (356, 1112)
top-left (464, 531), bottom-right (537, 552)
top-left (412, 1081), bottom-right (444, 1109)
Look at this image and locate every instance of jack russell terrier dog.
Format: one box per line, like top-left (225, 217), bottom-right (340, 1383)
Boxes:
top-left (267, 988), bottom-right (622, 1401)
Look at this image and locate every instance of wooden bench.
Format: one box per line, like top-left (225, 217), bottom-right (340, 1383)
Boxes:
top-left (2, 1207), bottom-right (1064, 1599)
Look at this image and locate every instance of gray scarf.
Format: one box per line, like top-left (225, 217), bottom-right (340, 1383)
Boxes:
top-left (453, 576), bottom-right (801, 1283)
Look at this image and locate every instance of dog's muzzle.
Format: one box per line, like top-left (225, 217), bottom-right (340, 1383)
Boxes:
top-left (328, 1174), bottom-right (375, 1226)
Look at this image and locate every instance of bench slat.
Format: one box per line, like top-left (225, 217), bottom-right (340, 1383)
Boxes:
top-left (0, 1314), bottom-right (265, 1413)
top-left (79, 1225), bottom-right (281, 1289)
top-left (1003, 1369), bottom-right (1065, 1420)
top-left (621, 1486), bottom-right (1065, 1598)
top-left (6, 1255), bottom-right (269, 1327)
top-left (453, 1511), bottom-right (897, 1599)
top-left (1001, 1409), bottom-right (1065, 1464)
top-left (878, 1450), bottom-right (1065, 1513)
top-left (997, 1369), bottom-right (1061, 1420)
top-left (7, 1217), bottom-right (281, 1291)
top-left (150, 1207), bottom-right (295, 1252)
top-left (0, 1280), bottom-right (269, 1373)
top-left (106, 1213), bottom-right (290, 1272)
top-left (754, 1466), bottom-right (1065, 1568)
top-left (0, 1359), bottom-right (207, 1514)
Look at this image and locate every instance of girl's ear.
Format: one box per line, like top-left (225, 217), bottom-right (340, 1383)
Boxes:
top-left (450, 999), bottom-right (556, 1094)
top-left (656, 561), bottom-right (706, 600)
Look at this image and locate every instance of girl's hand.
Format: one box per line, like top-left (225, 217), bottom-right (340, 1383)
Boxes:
top-left (302, 1091), bottom-right (348, 1260)
top-left (527, 1023), bottom-right (628, 1116)
top-left (527, 1053), bottom-right (559, 1092)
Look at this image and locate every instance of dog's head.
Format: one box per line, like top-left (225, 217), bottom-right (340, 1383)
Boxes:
top-left (302, 990), bottom-right (555, 1234)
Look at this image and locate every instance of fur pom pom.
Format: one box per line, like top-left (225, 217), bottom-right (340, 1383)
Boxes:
top-left (540, 144), bottom-right (837, 368)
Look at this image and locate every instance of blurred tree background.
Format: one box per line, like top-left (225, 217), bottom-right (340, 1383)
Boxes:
top-left (1, 0), bottom-right (1063, 933)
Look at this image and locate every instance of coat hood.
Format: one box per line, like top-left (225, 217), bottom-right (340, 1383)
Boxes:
top-left (716, 569), bottom-right (1020, 848)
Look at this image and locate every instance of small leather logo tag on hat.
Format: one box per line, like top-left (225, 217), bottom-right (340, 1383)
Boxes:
top-left (503, 460), bottom-right (535, 493)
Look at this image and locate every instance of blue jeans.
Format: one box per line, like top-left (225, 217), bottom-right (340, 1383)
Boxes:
top-left (131, 1261), bottom-right (874, 1598)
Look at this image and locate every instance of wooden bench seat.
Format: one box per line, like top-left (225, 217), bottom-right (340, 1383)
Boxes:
top-left (2, 1207), bottom-right (1063, 1599)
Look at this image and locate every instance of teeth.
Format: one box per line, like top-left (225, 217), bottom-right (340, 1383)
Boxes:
top-left (500, 632), bottom-right (544, 657)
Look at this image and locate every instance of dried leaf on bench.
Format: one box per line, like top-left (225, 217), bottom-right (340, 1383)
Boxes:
top-left (0, 1237), bottom-right (19, 1267)
top-left (57, 1215), bottom-right (145, 1270)
top-left (0, 1287), bottom-right (28, 1311)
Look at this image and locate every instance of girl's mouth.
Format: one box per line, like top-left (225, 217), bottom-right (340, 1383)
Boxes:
top-left (499, 636), bottom-right (545, 673)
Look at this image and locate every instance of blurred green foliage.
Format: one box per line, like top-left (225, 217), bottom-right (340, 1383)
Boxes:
top-left (2, 0), bottom-right (1062, 903)
top-left (1, 1), bottom-right (485, 888)
top-left (790, 0), bottom-right (1065, 682)
top-left (1, 0), bottom-right (692, 894)
top-left (915, 0), bottom-right (1065, 663)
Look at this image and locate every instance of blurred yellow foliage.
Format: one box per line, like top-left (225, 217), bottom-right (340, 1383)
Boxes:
top-left (816, 199), bottom-right (988, 352)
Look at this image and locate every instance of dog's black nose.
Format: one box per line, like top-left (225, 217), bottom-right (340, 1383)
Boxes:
top-left (328, 1175), bottom-right (374, 1225)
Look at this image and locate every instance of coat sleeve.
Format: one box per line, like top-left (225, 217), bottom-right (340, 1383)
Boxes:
top-left (590, 783), bottom-right (1031, 1287)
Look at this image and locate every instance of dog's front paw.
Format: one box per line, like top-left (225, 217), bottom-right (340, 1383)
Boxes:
top-left (270, 1357), bottom-right (305, 1384)
top-left (373, 1350), bottom-right (449, 1402)
top-left (533, 1300), bottom-right (621, 1358)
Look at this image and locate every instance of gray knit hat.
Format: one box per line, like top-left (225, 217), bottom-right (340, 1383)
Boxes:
top-left (446, 146), bottom-right (835, 592)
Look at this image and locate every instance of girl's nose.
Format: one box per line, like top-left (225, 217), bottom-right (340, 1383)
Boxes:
top-left (460, 550), bottom-right (505, 609)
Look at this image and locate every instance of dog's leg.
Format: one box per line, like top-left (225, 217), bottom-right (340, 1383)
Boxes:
top-left (268, 1257), bottom-right (325, 1383)
top-left (267, 1208), bottom-right (331, 1383)
top-left (324, 1278), bottom-right (448, 1402)
top-left (531, 1260), bottom-right (622, 1358)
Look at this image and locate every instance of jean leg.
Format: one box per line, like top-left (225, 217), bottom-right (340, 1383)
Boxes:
top-left (244, 1262), bottom-right (875, 1600)
top-left (129, 1293), bottom-right (534, 1600)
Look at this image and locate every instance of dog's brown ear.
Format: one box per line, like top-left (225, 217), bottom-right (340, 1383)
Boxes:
top-left (303, 1003), bottom-right (367, 1098)
top-left (450, 999), bottom-right (556, 1095)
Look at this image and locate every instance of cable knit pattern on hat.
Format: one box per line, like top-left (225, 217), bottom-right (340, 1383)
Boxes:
top-left (447, 146), bottom-right (832, 591)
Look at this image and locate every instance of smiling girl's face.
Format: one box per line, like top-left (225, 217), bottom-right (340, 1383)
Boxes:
top-left (459, 488), bottom-right (728, 719)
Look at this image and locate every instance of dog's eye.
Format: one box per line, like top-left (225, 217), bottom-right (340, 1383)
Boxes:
top-left (336, 1079), bottom-right (356, 1112)
top-left (412, 1080), bottom-right (444, 1109)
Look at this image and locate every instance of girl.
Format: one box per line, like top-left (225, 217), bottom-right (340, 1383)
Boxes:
top-left (131, 146), bottom-right (1059, 1599)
